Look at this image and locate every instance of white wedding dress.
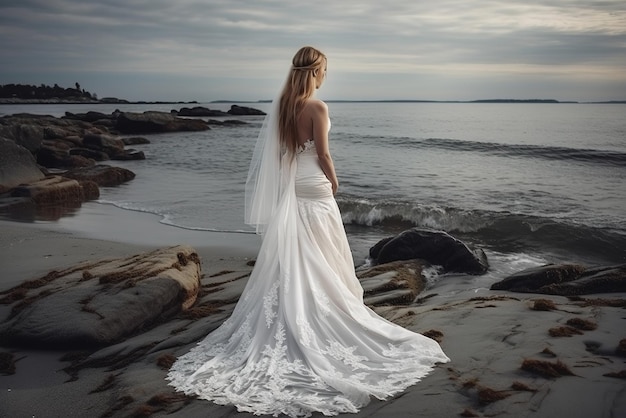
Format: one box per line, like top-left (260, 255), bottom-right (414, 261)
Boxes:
top-left (167, 137), bottom-right (450, 417)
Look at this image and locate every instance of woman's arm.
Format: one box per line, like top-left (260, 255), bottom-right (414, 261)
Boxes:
top-left (311, 100), bottom-right (339, 195)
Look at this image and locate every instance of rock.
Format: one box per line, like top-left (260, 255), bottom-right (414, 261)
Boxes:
top-left (82, 133), bottom-right (125, 154)
top-left (111, 149), bottom-right (145, 161)
top-left (12, 123), bottom-right (44, 152)
top-left (64, 164), bottom-right (135, 187)
top-left (491, 263), bottom-right (626, 295)
top-left (207, 119), bottom-right (247, 126)
top-left (122, 136), bottom-right (150, 145)
top-left (370, 228), bottom-right (489, 274)
top-left (0, 245), bottom-right (202, 348)
top-left (36, 143), bottom-right (72, 167)
top-left (227, 105), bottom-right (266, 116)
top-left (175, 106), bottom-right (229, 117)
top-left (63, 111), bottom-right (115, 122)
top-left (10, 175), bottom-right (84, 205)
top-left (69, 147), bottom-right (110, 161)
top-left (0, 137), bottom-right (45, 193)
top-left (357, 259), bottom-right (427, 306)
top-left (0, 197), bottom-right (37, 220)
top-left (115, 111), bottom-right (210, 134)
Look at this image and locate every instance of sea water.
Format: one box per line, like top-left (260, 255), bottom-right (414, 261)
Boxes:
top-left (2, 102), bottom-right (625, 285)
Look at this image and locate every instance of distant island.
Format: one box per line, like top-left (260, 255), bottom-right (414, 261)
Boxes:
top-left (0, 83), bottom-right (198, 105)
top-left (1, 83), bottom-right (623, 105)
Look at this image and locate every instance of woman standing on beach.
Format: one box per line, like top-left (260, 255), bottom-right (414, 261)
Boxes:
top-left (167, 46), bottom-right (449, 417)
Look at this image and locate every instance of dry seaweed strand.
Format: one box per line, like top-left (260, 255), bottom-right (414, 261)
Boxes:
top-left (549, 326), bottom-right (583, 337)
top-left (566, 317), bottom-right (597, 330)
top-left (460, 408), bottom-right (479, 417)
top-left (603, 370), bottom-right (626, 379)
top-left (131, 404), bottom-right (156, 417)
top-left (531, 299), bottom-right (557, 311)
top-left (422, 329), bottom-right (444, 343)
top-left (569, 297), bottom-right (626, 308)
top-left (511, 381), bottom-right (538, 392)
top-left (156, 353), bottom-right (176, 370)
top-left (541, 347), bottom-right (557, 357)
top-left (100, 395), bottom-right (134, 418)
top-left (477, 386), bottom-right (512, 405)
top-left (521, 358), bottom-right (575, 378)
top-left (90, 373), bottom-right (120, 393)
top-left (147, 392), bottom-right (191, 406)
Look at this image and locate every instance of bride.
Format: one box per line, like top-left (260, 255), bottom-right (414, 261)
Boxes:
top-left (167, 46), bottom-right (450, 417)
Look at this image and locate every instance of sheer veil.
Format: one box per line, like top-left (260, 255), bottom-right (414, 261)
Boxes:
top-left (244, 76), bottom-right (288, 235)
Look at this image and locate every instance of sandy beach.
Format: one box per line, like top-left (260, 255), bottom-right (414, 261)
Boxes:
top-left (1, 207), bottom-right (625, 418)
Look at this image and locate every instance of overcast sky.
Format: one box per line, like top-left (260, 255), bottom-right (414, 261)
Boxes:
top-left (1, 0), bottom-right (625, 102)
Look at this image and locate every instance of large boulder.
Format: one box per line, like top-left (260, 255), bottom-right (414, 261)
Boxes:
top-left (10, 175), bottom-right (85, 205)
top-left (0, 137), bottom-right (45, 193)
top-left (115, 111), bottom-right (210, 134)
top-left (490, 263), bottom-right (626, 295)
top-left (0, 245), bottom-right (202, 349)
top-left (64, 164), bottom-right (135, 187)
top-left (369, 228), bottom-right (489, 274)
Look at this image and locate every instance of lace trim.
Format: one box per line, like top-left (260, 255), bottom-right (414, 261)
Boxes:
top-left (297, 139), bottom-right (315, 154)
top-left (263, 281), bottom-right (279, 327)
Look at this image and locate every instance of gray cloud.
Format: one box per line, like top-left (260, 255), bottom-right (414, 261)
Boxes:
top-left (0, 0), bottom-right (624, 101)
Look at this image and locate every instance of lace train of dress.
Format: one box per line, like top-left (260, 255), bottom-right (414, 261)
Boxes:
top-left (167, 140), bottom-right (450, 417)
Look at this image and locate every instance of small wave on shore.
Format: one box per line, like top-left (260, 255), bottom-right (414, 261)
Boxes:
top-left (338, 196), bottom-right (626, 265)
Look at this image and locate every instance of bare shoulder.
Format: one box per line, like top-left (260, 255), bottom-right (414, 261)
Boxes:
top-left (303, 99), bottom-right (328, 116)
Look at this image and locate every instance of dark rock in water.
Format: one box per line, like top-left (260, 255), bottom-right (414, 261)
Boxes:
top-left (207, 119), bottom-right (247, 126)
top-left (121, 136), bottom-right (150, 145)
top-left (227, 105), bottom-right (266, 116)
top-left (63, 111), bottom-right (115, 122)
top-left (369, 228), bottom-right (489, 274)
top-left (0, 137), bottom-right (45, 193)
top-left (111, 149), bottom-right (145, 161)
top-left (491, 264), bottom-right (585, 292)
top-left (0, 246), bottom-right (201, 349)
top-left (491, 263), bottom-right (626, 295)
top-left (175, 106), bottom-right (229, 117)
top-left (64, 164), bottom-right (135, 187)
top-left (115, 111), bottom-right (210, 134)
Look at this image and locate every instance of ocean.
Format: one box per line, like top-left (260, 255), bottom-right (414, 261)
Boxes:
top-left (2, 102), bottom-right (625, 289)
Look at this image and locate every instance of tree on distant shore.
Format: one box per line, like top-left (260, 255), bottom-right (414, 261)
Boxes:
top-left (0, 83), bottom-right (96, 100)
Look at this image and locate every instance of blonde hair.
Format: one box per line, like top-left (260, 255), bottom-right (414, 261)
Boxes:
top-left (278, 46), bottom-right (326, 154)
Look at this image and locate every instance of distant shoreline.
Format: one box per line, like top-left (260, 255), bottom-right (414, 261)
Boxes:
top-left (1, 98), bottom-right (624, 105)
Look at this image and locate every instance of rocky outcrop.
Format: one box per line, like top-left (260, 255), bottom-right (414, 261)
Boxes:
top-left (491, 263), bottom-right (626, 295)
top-left (0, 137), bottom-right (44, 193)
top-left (0, 246), bottom-right (202, 349)
top-left (357, 259), bottom-right (427, 305)
top-left (369, 228), bottom-right (489, 274)
top-left (115, 111), bottom-right (210, 134)
top-left (227, 104), bottom-right (266, 116)
top-left (10, 175), bottom-right (90, 206)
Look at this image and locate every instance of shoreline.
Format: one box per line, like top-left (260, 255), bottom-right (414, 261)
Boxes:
top-left (0, 202), bottom-right (261, 292)
top-left (1, 208), bottom-right (626, 417)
